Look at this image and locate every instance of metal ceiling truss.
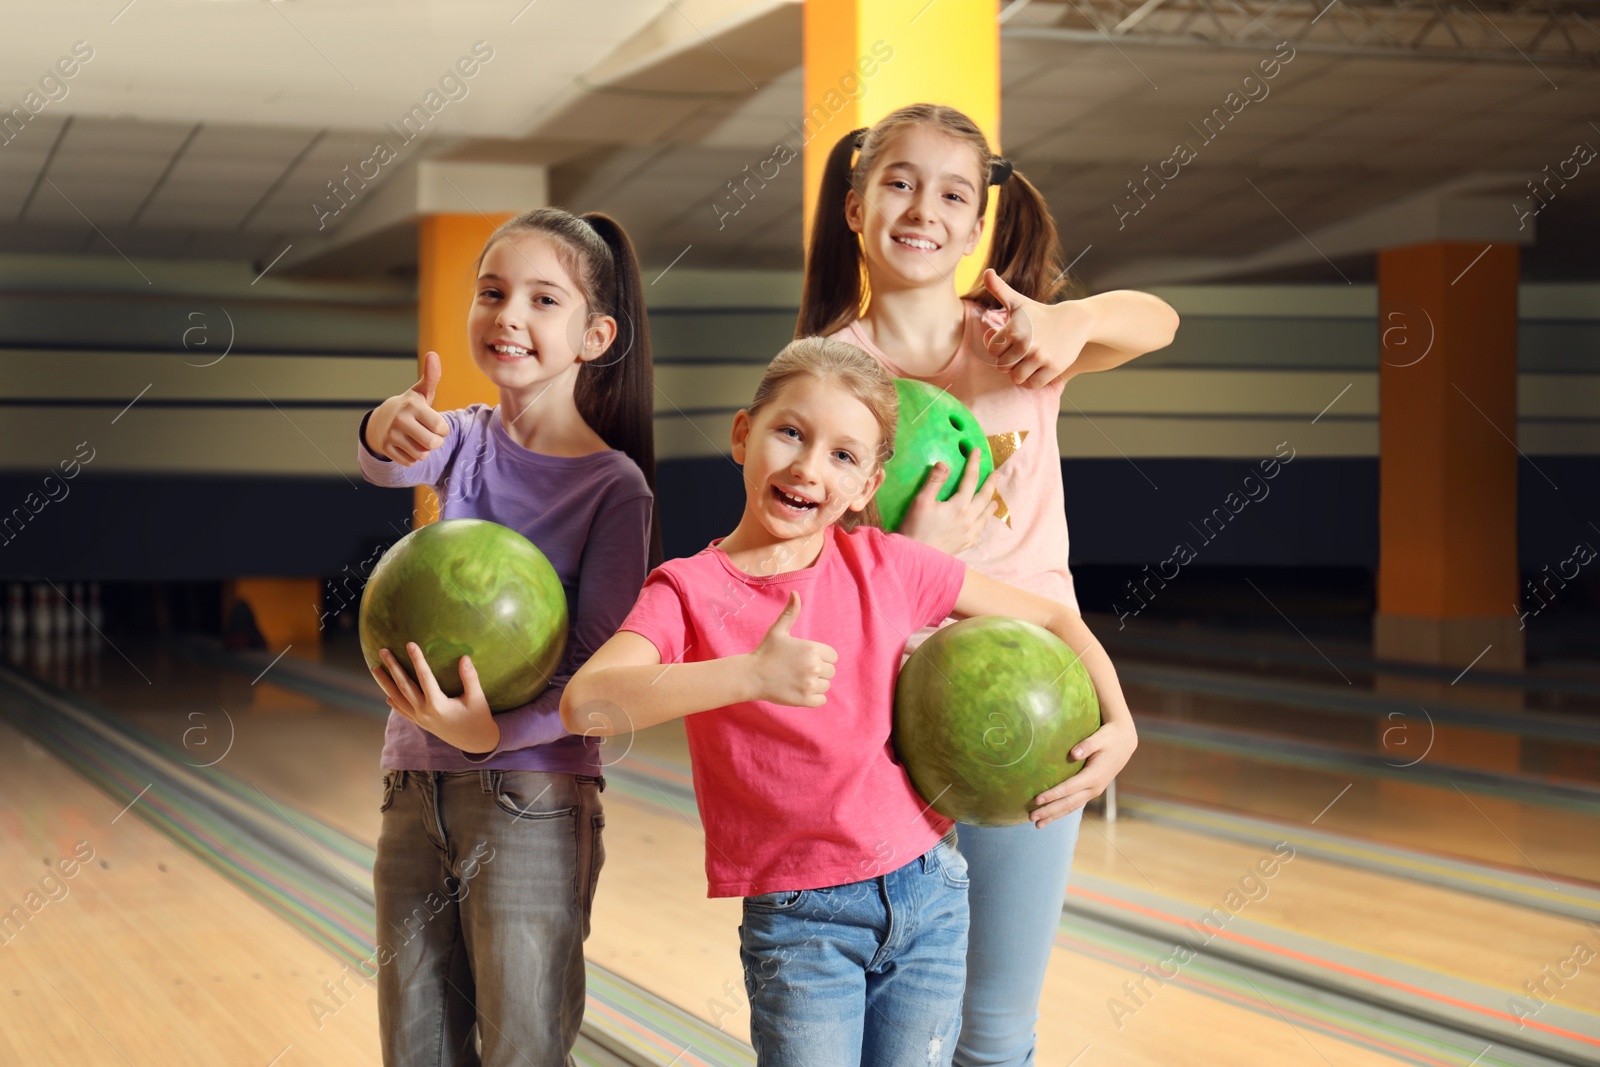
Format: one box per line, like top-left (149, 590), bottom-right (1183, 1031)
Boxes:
top-left (1000, 0), bottom-right (1600, 67)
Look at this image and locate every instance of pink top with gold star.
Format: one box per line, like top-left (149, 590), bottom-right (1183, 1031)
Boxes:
top-left (831, 298), bottom-right (1078, 649)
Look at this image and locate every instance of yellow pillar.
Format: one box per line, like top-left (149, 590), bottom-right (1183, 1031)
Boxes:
top-left (802, 0), bottom-right (1000, 295)
top-left (414, 213), bottom-right (510, 524)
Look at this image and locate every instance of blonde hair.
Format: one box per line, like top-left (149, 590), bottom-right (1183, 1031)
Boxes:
top-left (747, 337), bottom-right (897, 531)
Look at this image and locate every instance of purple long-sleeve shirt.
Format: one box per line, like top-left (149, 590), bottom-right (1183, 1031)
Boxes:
top-left (357, 403), bottom-right (652, 775)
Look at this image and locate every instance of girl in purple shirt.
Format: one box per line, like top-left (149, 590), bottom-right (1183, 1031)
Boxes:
top-left (360, 208), bottom-right (657, 1066)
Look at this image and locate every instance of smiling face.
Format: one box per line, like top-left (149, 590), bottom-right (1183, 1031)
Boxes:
top-left (467, 231), bottom-right (615, 391)
top-left (845, 123), bottom-right (988, 291)
top-left (731, 373), bottom-right (888, 543)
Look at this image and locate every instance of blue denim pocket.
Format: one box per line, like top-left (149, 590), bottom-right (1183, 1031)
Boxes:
top-left (933, 837), bottom-right (970, 890)
top-left (743, 888), bottom-right (808, 912)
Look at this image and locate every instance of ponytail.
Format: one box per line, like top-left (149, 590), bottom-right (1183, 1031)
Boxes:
top-left (577, 213), bottom-right (663, 569)
top-left (796, 129), bottom-right (869, 340)
top-left (963, 169), bottom-right (1068, 308)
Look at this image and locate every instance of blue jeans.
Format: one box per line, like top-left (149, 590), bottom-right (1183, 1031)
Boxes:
top-left (954, 810), bottom-right (1083, 1067)
top-left (738, 834), bottom-right (970, 1067)
top-left (374, 770), bottom-right (605, 1067)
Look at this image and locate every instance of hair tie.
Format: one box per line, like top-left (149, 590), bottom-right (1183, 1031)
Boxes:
top-left (989, 157), bottom-right (1014, 186)
top-left (851, 127), bottom-right (869, 150)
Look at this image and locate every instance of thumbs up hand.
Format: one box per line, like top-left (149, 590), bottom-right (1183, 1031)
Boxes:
top-left (367, 350), bottom-right (452, 466)
top-left (980, 269), bottom-right (1091, 391)
top-left (748, 592), bottom-right (837, 707)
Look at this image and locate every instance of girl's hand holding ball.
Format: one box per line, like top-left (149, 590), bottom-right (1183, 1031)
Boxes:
top-left (1030, 718), bottom-right (1138, 827)
top-left (896, 457), bottom-right (997, 556)
top-left (371, 642), bottom-right (501, 756)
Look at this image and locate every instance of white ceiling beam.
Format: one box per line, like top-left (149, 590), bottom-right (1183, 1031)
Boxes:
top-left (584, 0), bottom-right (798, 86)
top-left (280, 160), bottom-right (547, 272)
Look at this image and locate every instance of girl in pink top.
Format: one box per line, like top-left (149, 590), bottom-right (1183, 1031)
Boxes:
top-left (562, 338), bottom-right (1135, 1067)
top-left (800, 104), bottom-right (1176, 1066)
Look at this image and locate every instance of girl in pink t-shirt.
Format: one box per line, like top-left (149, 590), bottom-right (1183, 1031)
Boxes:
top-left (801, 103), bottom-right (1177, 1066)
top-left (562, 338), bottom-right (1135, 1067)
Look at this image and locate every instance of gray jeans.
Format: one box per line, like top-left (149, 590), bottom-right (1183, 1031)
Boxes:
top-left (374, 769), bottom-right (605, 1067)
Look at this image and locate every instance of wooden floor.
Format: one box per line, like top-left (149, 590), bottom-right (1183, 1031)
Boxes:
top-left (1120, 740), bottom-right (1600, 883)
top-left (4, 636), bottom-right (1599, 1064)
top-left (1076, 815), bottom-right (1600, 1014)
top-left (0, 715), bottom-right (381, 1066)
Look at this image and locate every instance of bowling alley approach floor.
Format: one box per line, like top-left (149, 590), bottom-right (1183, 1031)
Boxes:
top-left (2, 631), bottom-right (1597, 1066)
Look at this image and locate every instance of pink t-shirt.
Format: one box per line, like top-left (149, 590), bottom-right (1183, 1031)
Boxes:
top-left (618, 523), bottom-right (966, 897)
top-left (831, 300), bottom-right (1078, 648)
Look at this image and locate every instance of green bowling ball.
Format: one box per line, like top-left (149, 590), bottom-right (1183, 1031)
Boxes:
top-left (893, 617), bottom-right (1101, 827)
top-left (877, 379), bottom-right (993, 533)
top-left (359, 519), bottom-right (567, 712)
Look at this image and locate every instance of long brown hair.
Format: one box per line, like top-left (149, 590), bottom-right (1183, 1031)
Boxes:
top-left (481, 209), bottom-right (662, 566)
top-left (796, 103), bottom-right (1068, 339)
top-left (746, 337), bottom-right (896, 532)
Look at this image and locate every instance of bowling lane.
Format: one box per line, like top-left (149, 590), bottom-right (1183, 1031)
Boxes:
top-left (618, 719), bottom-right (1600, 1019)
top-left (583, 773), bottom-right (1421, 1065)
top-left (0, 715), bottom-right (380, 1066)
top-left (16, 634), bottom-right (388, 845)
top-left (1074, 813), bottom-right (1600, 1016)
top-left (607, 789), bottom-right (1505, 1067)
top-left (1089, 612), bottom-right (1600, 719)
top-left (591, 747), bottom-right (1497, 1067)
top-left (41, 636), bottom-right (1600, 1063)
top-left (1033, 938), bottom-right (1425, 1067)
top-left (1119, 669), bottom-right (1600, 787)
top-left (1120, 741), bottom-right (1600, 884)
top-left (14, 641), bottom-right (1403, 1062)
top-left (585, 796), bottom-right (750, 1044)
top-left (23, 635), bottom-right (755, 1041)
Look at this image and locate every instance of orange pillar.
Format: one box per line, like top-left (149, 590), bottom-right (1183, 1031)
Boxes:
top-left (414, 213), bottom-right (510, 525)
top-left (1375, 241), bottom-right (1522, 672)
top-left (802, 0), bottom-right (1000, 294)
top-left (222, 578), bottom-right (324, 649)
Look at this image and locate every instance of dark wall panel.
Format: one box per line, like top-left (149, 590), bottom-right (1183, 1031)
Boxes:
top-left (0, 476), bottom-right (413, 580)
top-left (0, 455), bottom-right (1589, 582)
top-left (1060, 456), bottom-right (1379, 568)
top-left (656, 458), bottom-right (748, 561)
top-left (655, 456), bottom-right (1382, 568)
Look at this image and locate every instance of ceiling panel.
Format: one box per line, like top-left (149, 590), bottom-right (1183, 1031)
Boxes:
top-left (1019, 123), bottom-right (1118, 158)
top-left (0, 0), bottom-right (672, 133)
top-left (4, 7), bottom-right (1597, 282)
top-left (1313, 106), bottom-right (1452, 141)
top-left (1254, 136), bottom-right (1374, 169)
top-left (47, 119), bottom-right (196, 158)
top-left (1433, 111), bottom-right (1573, 145)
